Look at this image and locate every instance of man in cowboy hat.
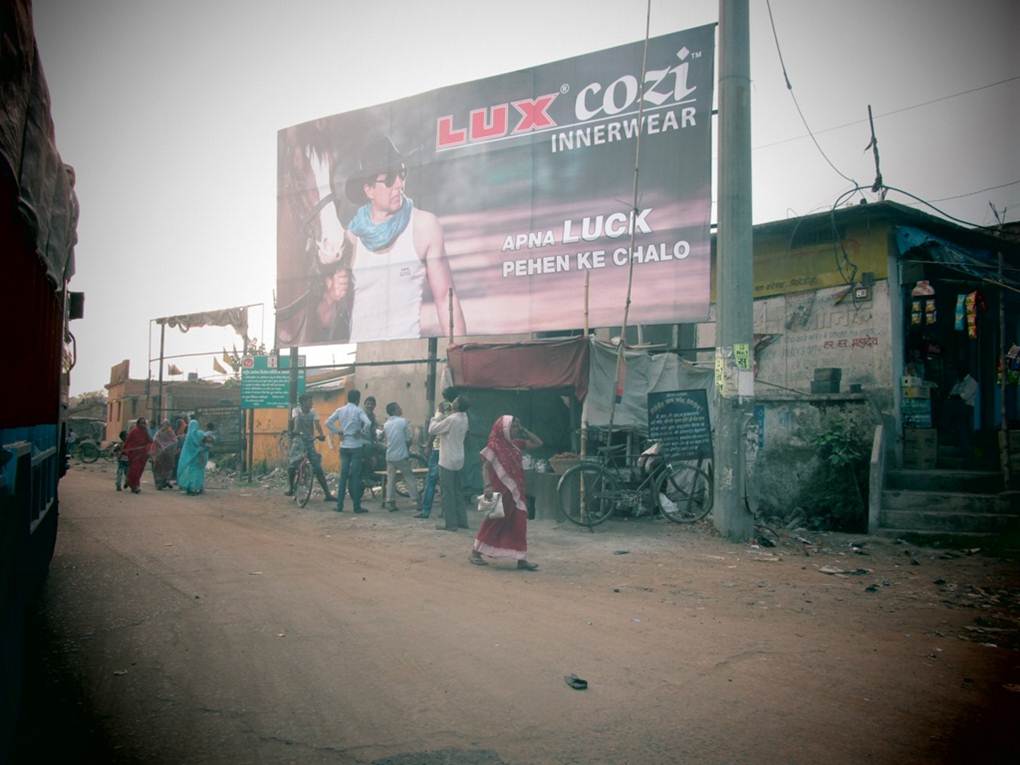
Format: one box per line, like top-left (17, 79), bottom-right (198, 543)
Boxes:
top-left (325, 135), bottom-right (466, 343)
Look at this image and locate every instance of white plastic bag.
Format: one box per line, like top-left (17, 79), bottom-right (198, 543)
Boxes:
top-left (476, 492), bottom-right (505, 519)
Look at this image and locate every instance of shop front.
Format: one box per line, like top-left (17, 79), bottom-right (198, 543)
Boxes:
top-left (896, 226), bottom-right (1020, 470)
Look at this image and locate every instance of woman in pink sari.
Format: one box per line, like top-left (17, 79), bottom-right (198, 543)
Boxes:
top-left (471, 415), bottom-right (542, 571)
top-left (122, 417), bottom-right (152, 494)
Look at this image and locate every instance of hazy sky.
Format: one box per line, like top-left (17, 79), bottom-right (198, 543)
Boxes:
top-left (32, 0), bottom-right (1019, 397)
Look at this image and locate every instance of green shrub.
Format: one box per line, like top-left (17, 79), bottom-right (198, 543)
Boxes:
top-left (796, 411), bottom-right (871, 532)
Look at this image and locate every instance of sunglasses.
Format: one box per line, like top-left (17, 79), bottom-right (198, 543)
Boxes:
top-left (372, 166), bottom-right (407, 187)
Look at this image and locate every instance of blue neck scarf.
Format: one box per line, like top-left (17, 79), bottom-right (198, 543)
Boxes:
top-left (348, 196), bottom-right (413, 252)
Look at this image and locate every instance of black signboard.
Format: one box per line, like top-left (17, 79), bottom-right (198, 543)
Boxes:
top-left (647, 389), bottom-right (712, 460)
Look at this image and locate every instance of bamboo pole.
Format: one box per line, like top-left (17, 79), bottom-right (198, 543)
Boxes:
top-left (580, 271), bottom-right (590, 525)
top-left (603, 0), bottom-right (652, 455)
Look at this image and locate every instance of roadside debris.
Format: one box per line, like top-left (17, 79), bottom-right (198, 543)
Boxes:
top-left (818, 566), bottom-right (871, 576)
top-left (564, 674), bottom-right (588, 690)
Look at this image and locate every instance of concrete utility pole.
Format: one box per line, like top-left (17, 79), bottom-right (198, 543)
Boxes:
top-left (714, 0), bottom-right (755, 540)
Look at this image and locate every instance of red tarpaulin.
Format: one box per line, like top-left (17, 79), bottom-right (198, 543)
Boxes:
top-left (446, 337), bottom-right (589, 400)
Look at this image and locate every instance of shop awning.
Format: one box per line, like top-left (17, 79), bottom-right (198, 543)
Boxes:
top-left (895, 226), bottom-right (1010, 287)
top-left (447, 336), bottom-right (589, 400)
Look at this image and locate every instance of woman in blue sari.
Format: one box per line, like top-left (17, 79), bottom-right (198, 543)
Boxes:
top-left (176, 418), bottom-right (209, 495)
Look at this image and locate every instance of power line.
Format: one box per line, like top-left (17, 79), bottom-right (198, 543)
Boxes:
top-left (753, 75), bottom-right (1020, 152)
top-left (765, 0), bottom-right (860, 189)
top-left (882, 184), bottom-right (993, 228)
top-left (930, 179), bottom-right (1020, 203)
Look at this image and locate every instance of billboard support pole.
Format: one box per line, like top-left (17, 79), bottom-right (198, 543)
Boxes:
top-left (247, 408), bottom-right (255, 483)
top-left (288, 346), bottom-right (299, 410)
top-left (426, 337), bottom-right (438, 446)
top-left (714, 0), bottom-right (754, 541)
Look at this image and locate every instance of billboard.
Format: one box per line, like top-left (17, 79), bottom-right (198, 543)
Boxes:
top-left (276, 25), bottom-right (715, 347)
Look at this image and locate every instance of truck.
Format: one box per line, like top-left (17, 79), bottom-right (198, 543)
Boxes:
top-left (1, 0), bottom-right (82, 752)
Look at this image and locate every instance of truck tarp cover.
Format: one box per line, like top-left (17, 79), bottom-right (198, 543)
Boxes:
top-left (1, 0), bottom-right (76, 286)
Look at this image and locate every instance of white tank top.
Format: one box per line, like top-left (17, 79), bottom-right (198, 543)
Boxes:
top-left (349, 209), bottom-right (426, 342)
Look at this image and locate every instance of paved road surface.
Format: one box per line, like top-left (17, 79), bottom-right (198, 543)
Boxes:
top-left (13, 466), bottom-right (1020, 763)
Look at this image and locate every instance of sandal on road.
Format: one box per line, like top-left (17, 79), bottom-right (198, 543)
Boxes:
top-left (469, 556), bottom-right (488, 566)
top-left (517, 560), bottom-right (538, 571)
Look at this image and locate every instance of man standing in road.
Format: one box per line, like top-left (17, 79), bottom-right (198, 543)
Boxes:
top-left (382, 401), bottom-right (420, 513)
top-left (428, 395), bottom-right (470, 531)
top-left (325, 389), bottom-right (372, 513)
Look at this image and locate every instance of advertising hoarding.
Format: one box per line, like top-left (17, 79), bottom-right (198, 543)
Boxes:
top-left (276, 25), bottom-right (715, 347)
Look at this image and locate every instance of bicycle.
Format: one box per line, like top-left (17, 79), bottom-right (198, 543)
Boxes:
top-left (556, 440), bottom-right (713, 528)
top-left (73, 439), bottom-right (117, 464)
top-left (281, 431), bottom-right (319, 507)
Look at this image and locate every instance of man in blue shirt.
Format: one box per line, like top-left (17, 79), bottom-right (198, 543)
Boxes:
top-left (325, 389), bottom-right (372, 513)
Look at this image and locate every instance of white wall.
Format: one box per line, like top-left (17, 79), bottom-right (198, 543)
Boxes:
top-left (698, 281), bottom-right (893, 394)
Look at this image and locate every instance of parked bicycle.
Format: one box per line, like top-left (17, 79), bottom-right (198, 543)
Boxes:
top-left (73, 438), bottom-right (118, 464)
top-left (556, 439), bottom-right (713, 528)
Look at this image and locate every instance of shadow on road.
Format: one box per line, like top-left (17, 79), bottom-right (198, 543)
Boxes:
top-left (13, 594), bottom-right (130, 763)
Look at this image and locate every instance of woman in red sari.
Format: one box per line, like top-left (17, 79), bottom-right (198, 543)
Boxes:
top-left (122, 417), bottom-right (152, 494)
top-left (471, 415), bottom-right (542, 571)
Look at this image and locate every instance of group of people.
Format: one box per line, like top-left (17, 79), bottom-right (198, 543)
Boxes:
top-left (295, 387), bottom-right (542, 571)
top-left (109, 391), bottom-right (544, 571)
top-left (114, 415), bottom-right (217, 496)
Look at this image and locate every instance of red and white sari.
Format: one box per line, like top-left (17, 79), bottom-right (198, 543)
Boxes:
top-left (473, 415), bottom-right (529, 561)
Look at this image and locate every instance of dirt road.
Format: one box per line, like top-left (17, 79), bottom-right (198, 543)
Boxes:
top-left (14, 464), bottom-right (1020, 764)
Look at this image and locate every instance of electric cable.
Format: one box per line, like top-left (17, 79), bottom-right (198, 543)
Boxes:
top-left (754, 75), bottom-right (1020, 152)
top-left (881, 184), bottom-right (993, 228)
top-left (765, 0), bottom-right (861, 192)
top-left (929, 179), bottom-right (1020, 203)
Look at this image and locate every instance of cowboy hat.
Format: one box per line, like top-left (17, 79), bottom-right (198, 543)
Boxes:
top-left (344, 136), bottom-right (405, 204)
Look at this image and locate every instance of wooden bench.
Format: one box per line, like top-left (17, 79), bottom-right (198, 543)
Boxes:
top-left (371, 468), bottom-right (429, 498)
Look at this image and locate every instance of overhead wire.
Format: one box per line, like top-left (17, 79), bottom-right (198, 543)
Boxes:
top-left (753, 75), bottom-right (1020, 152)
top-left (764, 0), bottom-right (861, 192)
top-left (929, 179), bottom-right (1020, 203)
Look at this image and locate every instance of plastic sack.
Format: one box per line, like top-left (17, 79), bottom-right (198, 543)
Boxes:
top-left (476, 492), bottom-right (505, 519)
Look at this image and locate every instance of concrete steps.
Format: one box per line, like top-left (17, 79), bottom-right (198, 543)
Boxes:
top-left (880, 508), bottom-right (1020, 534)
top-left (875, 465), bottom-right (1019, 548)
top-left (872, 528), bottom-right (1005, 548)
top-left (885, 469), bottom-right (1003, 494)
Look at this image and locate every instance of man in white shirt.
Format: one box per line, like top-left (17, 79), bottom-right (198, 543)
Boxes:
top-left (382, 401), bottom-right (420, 512)
top-left (428, 395), bottom-right (470, 531)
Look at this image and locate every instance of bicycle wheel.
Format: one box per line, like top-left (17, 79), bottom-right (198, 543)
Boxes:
top-left (395, 453), bottom-right (428, 498)
top-left (655, 462), bottom-right (713, 523)
top-left (295, 458), bottom-right (314, 507)
top-left (557, 463), bottom-right (617, 527)
top-left (78, 441), bottom-right (99, 463)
